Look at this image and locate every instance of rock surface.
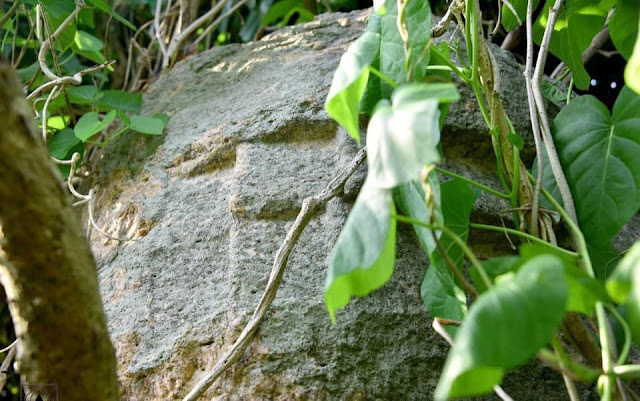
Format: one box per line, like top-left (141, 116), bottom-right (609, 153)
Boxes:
top-left (87, 9), bottom-right (619, 400)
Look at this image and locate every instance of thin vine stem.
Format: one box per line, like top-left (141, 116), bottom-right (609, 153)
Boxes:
top-left (435, 167), bottom-right (510, 199)
top-left (606, 304), bottom-right (631, 366)
top-left (393, 214), bottom-right (492, 290)
top-left (468, 223), bottom-right (578, 258)
top-left (368, 65), bottom-right (399, 88)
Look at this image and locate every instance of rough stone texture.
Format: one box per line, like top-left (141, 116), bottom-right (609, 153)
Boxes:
top-left (86, 9), bottom-right (633, 400)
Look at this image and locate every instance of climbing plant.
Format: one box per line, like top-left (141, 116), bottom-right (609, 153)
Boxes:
top-left (324, 0), bottom-right (640, 399)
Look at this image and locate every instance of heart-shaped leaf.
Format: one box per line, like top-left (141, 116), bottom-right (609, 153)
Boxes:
top-left (324, 181), bottom-right (396, 322)
top-left (47, 128), bottom-right (81, 159)
top-left (325, 21), bottom-right (380, 144)
top-left (67, 85), bottom-right (102, 105)
top-left (435, 254), bottom-right (567, 400)
top-left (74, 110), bottom-right (116, 141)
top-left (96, 90), bottom-right (142, 113)
top-left (610, 0), bottom-right (639, 60)
top-left (550, 87), bottom-right (640, 246)
top-left (367, 84), bottom-right (442, 189)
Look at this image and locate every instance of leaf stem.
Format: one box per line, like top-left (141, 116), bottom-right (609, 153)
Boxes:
top-left (435, 167), bottom-right (510, 199)
top-left (394, 214), bottom-right (492, 289)
top-left (368, 65), bottom-right (399, 89)
top-left (605, 304), bottom-right (631, 366)
top-left (468, 223), bottom-right (578, 258)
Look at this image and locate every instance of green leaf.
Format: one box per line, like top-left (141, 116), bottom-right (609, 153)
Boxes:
top-left (541, 80), bottom-right (567, 106)
top-left (47, 128), bottom-right (81, 159)
top-left (86, 0), bottom-right (136, 30)
top-left (625, 16), bottom-right (640, 94)
top-left (325, 25), bottom-right (379, 143)
top-left (127, 115), bottom-right (166, 135)
top-left (67, 85), bottom-right (102, 105)
top-left (41, 0), bottom-right (75, 19)
top-left (534, 0), bottom-right (610, 90)
top-left (606, 241), bottom-right (640, 342)
top-left (550, 87), bottom-right (640, 246)
top-left (379, 0), bottom-right (406, 86)
top-left (422, 179), bottom-right (476, 334)
top-left (589, 242), bottom-right (621, 279)
top-left (96, 90), bottom-right (143, 113)
top-left (74, 110), bottom-right (116, 141)
top-left (366, 84), bottom-right (442, 189)
top-left (502, 0), bottom-right (538, 31)
top-left (470, 256), bottom-right (519, 294)
top-left (610, 0), bottom-right (640, 59)
top-left (74, 30), bottom-right (103, 52)
top-left (607, 241), bottom-right (640, 304)
top-left (262, 0), bottom-right (303, 25)
top-left (403, 0), bottom-right (431, 81)
top-left (324, 182), bottom-right (396, 322)
top-left (435, 255), bottom-right (568, 400)
top-left (393, 176), bottom-right (442, 255)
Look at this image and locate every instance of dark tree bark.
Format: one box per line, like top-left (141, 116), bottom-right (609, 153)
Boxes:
top-left (0, 64), bottom-right (119, 400)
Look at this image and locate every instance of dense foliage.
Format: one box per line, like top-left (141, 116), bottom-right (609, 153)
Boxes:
top-left (324, 0), bottom-right (640, 399)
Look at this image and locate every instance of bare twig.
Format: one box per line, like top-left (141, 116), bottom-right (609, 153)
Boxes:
top-left (530, 0), bottom-right (578, 226)
top-left (192, 0), bottom-right (247, 49)
top-left (183, 147), bottom-right (367, 401)
top-left (37, 1), bottom-right (84, 81)
top-left (165, 0), bottom-right (235, 67)
top-left (432, 0), bottom-right (463, 38)
top-left (154, 0), bottom-right (170, 64)
top-left (523, 0), bottom-right (544, 237)
top-left (0, 343), bottom-right (17, 392)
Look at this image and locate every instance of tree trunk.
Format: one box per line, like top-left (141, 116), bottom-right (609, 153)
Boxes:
top-left (0, 64), bottom-right (119, 400)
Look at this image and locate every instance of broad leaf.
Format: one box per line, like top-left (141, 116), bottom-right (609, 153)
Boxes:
top-left (607, 241), bottom-right (640, 304)
top-left (325, 181), bottom-right (396, 322)
top-left (367, 84), bottom-right (443, 188)
top-left (534, 0), bottom-right (610, 90)
top-left (74, 30), bottom-right (103, 52)
top-left (47, 128), bottom-right (81, 159)
top-left (550, 87), bottom-right (640, 246)
top-left (626, 18), bottom-right (640, 94)
top-left (541, 80), bottom-right (568, 106)
top-left (96, 90), bottom-right (142, 113)
top-left (74, 110), bottom-right (116, 141)
top-left (379, 0), bottom-right (406, 86)
top-left (606, 241), bottom-right (640, 342)
top-left (435, 255), bottom-right (568, 400)
top-left (325, 23), bottom-right (379, 143)
top-left (421, 179), bottom-right (476, 334)
top-left (67, 85), bottom-right (102, 105)
top-left (470, 256), bottom-right (519, 294)
top-left (610, 0), bottom-right (639, 60)
top-left (502, 0), bottom-right (539, 31)
top-left (404, 0), bottom-right (431, 81)
top-left (126, 115), bottom-right (166, 135)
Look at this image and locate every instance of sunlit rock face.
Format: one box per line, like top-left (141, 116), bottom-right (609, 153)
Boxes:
top-left (87, 9), bottom-right (609, 400)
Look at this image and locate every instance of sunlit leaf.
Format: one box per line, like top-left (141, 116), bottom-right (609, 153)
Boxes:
top-left (435, 255), bottom-right (567, 400)
top-left (606, 241), bottom-right (640, 342)
top-left (534, 0), bottom-right (610, 90)
top-left (501, 0), bottom-right (539, 31)
top-left (325, 21), bottom-right (379, 143)
top-left (74, 30), bottom-right (103, 52)
top-left (366, 84), bottom-right (442, 188)
top-left (324, 182), bottom-right (396, 322)
top-left (610, 0), bottom-right (639, 59)
top-left (404, 0), bottom-right (431, 81)
top-left (626, 17), bottom-right (640, 94)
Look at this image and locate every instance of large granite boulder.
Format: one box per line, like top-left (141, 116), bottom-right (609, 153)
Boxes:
top-left (87, 9), bottom-right (616, 400)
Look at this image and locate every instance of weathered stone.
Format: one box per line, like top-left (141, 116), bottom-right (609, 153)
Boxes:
top-left (86, 9), bottom-right (624, 400)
